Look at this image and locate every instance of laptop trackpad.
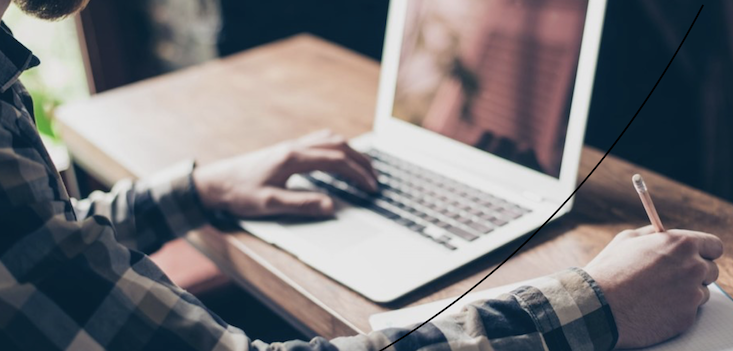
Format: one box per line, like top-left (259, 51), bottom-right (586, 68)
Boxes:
top-left (277, 209), bottom-right (382, 252)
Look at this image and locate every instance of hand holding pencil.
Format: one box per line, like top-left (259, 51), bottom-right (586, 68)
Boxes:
top-left (582, 173), bottom-right (724, 348)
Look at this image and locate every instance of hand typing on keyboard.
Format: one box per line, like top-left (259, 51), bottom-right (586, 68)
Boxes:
top-left (192, 130), bottom-right (379, 218)
top-left (304, 149), bottom-right (531, 251)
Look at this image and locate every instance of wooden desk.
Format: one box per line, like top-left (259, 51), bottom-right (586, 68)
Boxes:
top-left (57, 34), bottom-right (733, 339)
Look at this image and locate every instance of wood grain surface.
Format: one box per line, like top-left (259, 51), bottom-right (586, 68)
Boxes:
top-left (57, 34), bottom-right (733, 339)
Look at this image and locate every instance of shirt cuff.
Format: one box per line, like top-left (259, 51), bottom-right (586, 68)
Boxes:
top-left (510, 267), bottom-right (618, 351)
top-left (142, 160), bottom-right (209, 236)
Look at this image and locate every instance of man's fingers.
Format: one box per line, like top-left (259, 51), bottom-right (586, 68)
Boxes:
top-left (295, 129), bottom-right (334, 145)
top-left (299, 130), bottom-right (378, 179)
top-left (667, 230), bottom-right (724, 260)
top-left (615, 225), bottom-right (655, 241)
top-left (637, 225), bottom-right (657, 235)
top-left (290, 149), bottom-right (378, 192)
top-left (332, 146), bottom-right (377, 179)
top-left (700, 285), bottom-right (711, 306)
top-left (703, 260), bottom-right (719, 286)
top-left (263, 188), bottom-right (334, 217)
top-left (699, 235), bottom-right (725, 260)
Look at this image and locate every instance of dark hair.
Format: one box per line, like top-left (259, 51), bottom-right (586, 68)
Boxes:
top-left (12, 0), bottom-right (90, 21)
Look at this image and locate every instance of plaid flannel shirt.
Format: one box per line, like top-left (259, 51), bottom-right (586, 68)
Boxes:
top-left (0, 23), bottom-right (619, 350)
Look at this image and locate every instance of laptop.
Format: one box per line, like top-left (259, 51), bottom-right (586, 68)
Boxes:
top-left (241, 0), bottom-right (607, 303)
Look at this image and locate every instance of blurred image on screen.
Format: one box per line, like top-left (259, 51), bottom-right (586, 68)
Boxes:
top-left (393, 0), bottom-right (589, 177)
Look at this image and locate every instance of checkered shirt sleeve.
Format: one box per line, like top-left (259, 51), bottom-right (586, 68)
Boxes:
top-left (71, 162), bottom-right (208, 254)
top-left (330, 268), bottom-right (618, 351)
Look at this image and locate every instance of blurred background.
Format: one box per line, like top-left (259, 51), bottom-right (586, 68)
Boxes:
top-left (13, 0), bottom-right (733, 203)
top-left (8, 0), bottom-right (732, 341)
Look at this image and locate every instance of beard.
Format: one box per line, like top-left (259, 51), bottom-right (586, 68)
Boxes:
top-left (12, 0), bottom-right (90, 20)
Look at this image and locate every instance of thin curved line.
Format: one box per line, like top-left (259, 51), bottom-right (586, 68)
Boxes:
top-left (378, 5), bottom-right (704, 350)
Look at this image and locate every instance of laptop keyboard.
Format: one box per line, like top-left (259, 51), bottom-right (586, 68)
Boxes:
top-left (302, 149), bottom-right (532, 251)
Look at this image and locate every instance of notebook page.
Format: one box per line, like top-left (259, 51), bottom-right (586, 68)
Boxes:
top-left (632, 283), bottom-right (733, 351)
top-left (370, 283), bottom-right (733, 351)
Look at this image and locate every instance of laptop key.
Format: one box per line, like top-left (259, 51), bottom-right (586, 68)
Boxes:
top-left (408, 210), bottom-right (426, 219)
top-left (442, 242), bottom-right (458, 251)
top-left (506, 211), bottom-right (524, 220)
top-left (409, 223), bottom-right (426, 232)
top-left (435, 235), bottom-right (452, 246)
top-left (458, 217), bottom-right (473, 224)
top-left (489, 217), bottom-right (508, 227)
top-left (395, 217), bottom-right (415, 227)
top-left (468, 208), bottom-right (484, 216)
top-left (469, 222), bottom-right (494, 234)
top-left (436, 221), bottom-right (452, 229)
top-left (415, 212), bottom-right (430, 219)
top-left (416, 197), bottom-right (433, 207)
top-left (366, 202), bottom-right (400, 220)
top-left (447, 226), bottom-right (479, 242)
top-left (421, 225), bottom-right (444, 238)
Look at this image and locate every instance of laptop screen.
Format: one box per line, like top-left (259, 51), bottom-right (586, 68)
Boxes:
top-left (392, 0), bottom-right (590, 178)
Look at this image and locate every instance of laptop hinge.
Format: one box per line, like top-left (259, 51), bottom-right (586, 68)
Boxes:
top-left (522, 191), bottom-right (545, 203)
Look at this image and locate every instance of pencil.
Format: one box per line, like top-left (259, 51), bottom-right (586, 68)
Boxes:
top-left (632, 174), bottom-right (665, 233)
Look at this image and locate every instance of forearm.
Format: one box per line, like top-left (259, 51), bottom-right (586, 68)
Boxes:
top-left (325, 268), bottom-right (618, 351)
top-left (72, 161), bottom-right (208, 254)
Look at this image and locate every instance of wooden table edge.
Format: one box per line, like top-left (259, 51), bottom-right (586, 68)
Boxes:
top-left (186, 228), bottom-right (365, 338)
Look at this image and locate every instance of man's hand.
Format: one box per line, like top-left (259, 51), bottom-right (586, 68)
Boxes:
top-left (585, 226), bottom-right (724, 349)
top-left (192, 130), bottom-right (378, 218)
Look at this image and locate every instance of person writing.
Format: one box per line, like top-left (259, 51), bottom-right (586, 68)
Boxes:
top-left (0, 0), bottom-right (723, 350)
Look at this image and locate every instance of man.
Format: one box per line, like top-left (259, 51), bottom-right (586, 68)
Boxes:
top-left (0, 0), bottom-right (724, 350)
